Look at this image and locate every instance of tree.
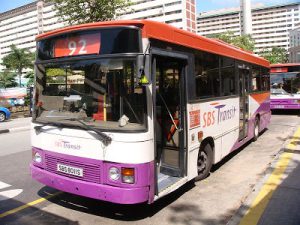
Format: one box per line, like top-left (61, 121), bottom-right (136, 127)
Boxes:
top-left (52, 0), bottom-right (131, 25)
top-left (261, 47), bottom-right (288, 64)
top-left (2, 45), bottom-right (35, 87)
top-left (0, 70), bottom-right (17, 88)
top-left (24, 71), bottom-right (34, 87)
top-left (208, 31), bottom-right (255, 52)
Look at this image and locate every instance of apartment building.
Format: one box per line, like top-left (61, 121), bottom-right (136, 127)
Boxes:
top-left (0, 0), bottom-right (196, 72)
top-left (119, 0), bottom-right (196, 32)
top-left (0, 1), bottom-right (66, 71)
top-left (197, 2), bottom-right (300, 54)
top-left (289, 28), bottom-right (300, 62)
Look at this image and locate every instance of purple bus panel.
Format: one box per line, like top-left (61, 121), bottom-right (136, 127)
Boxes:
top-left (31, 148), bottom-right (155, 204)
top-left (270, 98), bottom-right (300, 110)
top-left (231, 93), bottom-right (271, 151)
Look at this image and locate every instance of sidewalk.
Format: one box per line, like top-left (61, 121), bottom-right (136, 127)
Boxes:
top-left (229, 127), bottom-right (300, 225)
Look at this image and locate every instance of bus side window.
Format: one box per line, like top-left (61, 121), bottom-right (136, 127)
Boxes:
top-left (194, 51), bottom-right (220, 99)
top-left (220, 56), bottom-right (236, 96)
top-left (251, 66), bottom-right (262, 92)
top-left (261, 68), bottom-right (270, 91)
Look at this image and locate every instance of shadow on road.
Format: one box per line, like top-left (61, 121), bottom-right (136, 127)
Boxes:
top-left (0, 193), bottom-right (79, 225)
top-left (271, 109), bottom-right (300, 116)
top-left (38, 181), bottom-right (196, 222)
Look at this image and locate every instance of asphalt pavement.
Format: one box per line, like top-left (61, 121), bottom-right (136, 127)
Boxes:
top-left (0, 117), bottom-right (31, 133)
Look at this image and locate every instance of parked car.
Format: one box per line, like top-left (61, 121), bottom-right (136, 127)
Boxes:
top-left (0, 107), bottom-right (11, 122)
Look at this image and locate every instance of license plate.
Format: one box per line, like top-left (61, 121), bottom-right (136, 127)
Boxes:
top-left (57, 163), bottom-right (83, 177)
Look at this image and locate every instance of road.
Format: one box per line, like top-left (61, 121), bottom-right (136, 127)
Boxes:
top-left (0, 113), bottom-right (300, 225)
top-left (0, 117), bottom-right (31, 130)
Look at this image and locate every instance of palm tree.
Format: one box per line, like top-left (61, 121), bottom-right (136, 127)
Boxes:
top-left (2, 45), bottom-right (35, 87)
top-left (0, 70), bottom-right (17, 88)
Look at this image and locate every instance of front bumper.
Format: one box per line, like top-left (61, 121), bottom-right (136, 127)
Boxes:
top-left (30, 163), bottom-right (150, 204)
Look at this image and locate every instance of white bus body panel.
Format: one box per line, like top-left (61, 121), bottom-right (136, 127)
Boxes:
top-left (31, 124), bottom-right (154, 164)
top-left (186, 98), bottom-right (240, 180)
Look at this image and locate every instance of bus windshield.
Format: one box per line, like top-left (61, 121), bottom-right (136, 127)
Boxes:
top-left (270, 72), bottom-right (300, 94)
top-left (34, 58), bottom-right (147, 131)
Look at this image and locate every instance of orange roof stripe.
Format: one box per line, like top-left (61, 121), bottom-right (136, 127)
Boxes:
top-left (36, 20), bottom-right (269, 68)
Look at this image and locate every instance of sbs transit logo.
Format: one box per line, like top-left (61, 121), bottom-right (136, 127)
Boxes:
top-left (202, 102), bottom-right (237, 128)
top-left (54, 139), bottom-right (81, 150)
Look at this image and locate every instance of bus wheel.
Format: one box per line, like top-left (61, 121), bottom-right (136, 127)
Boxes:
top-left (0, 112), bottom-right (5, 122)
top-left (253, 117), bottom-right (260, 141)
top-left (195, 143), bottom-right (213, 181)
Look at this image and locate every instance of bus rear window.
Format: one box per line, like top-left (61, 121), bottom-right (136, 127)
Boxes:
top-left (37, 27), bottom-right (141, 60)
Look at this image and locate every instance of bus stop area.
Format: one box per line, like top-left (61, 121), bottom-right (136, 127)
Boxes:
top-left (0, 113), bottom-right (300, 225)
top-left (229, 124), bottom-right (300, 225)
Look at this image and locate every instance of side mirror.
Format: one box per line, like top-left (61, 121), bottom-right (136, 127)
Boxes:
top-left (137, 54), bottom-right (151, 86)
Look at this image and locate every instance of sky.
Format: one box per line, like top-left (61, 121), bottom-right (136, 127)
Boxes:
top-left (0, 0), bottom-right (300, 14)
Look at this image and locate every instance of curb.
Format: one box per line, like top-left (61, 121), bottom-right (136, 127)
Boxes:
top-left (227, 124), bottom-right (300, 225)
top-left (0, 129), bottom-right (9, 134)
top-left (0, 126), bottom-right (30, 134)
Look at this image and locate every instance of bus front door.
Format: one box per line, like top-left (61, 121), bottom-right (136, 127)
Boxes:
top-left (238, 65), bottom-right (250, 140)
top-left (152, 53), bottom-right (187, 187)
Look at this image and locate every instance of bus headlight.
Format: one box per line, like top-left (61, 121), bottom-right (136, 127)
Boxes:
top-left (121, 168), bottom-right (135, 184)
top-left (109, 167), bottom-right (120, 181)
top-left (33, 152), bottom-right (42, 163)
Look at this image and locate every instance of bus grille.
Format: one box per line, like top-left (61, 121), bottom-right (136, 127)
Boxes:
top-left (45, 154), bottom-right (101, 184)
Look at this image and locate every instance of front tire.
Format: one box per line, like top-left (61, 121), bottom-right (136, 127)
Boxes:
top-left (195, 143), bottom-right (213, 181)
top-left (0, 112), bottom-right (5, 122)
top-left (253, 117), bottom-right (260, 141)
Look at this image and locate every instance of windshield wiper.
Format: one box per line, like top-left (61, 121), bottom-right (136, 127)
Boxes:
top-left (34, 122), bottom-right (63, 132)
top-left (66, 118), bottom-right (112, 146)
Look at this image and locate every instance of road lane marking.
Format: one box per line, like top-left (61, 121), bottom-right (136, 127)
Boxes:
top-left (0, 189), bottom-right (23, 201)
top-left (0, 191), bottom-right (61, 219)
top-left (0, 181), bottom-right (11, 190)
top-left (239, 127), bottom-right (300, 225)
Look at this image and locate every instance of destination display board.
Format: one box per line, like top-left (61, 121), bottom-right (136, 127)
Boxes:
top-left (54, 33), bottom-right (101, 57)
top-left (37, 28), bottom-right (141, 60)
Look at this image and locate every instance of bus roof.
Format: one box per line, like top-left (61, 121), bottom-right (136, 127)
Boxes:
top-left (36, 20), bottom-right (269, 68)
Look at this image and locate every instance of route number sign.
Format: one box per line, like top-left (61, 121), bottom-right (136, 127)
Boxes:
top-left (54, 33), bottom-right (101, 57)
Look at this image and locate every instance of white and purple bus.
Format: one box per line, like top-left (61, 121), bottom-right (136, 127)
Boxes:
top-left (30, 20), bottom-right (271, 204)
top-left (270, 63), bottom-right (300, 110)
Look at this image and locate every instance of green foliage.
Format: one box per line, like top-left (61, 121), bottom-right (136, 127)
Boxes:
top-left (0, 70), bottom-right (17, 88)
top-left (52, 0), bottom-right (131, 25)
top-left (46, 68), bottom-right (67, 77)
top-left (2, 45), bottom-right (35, 87)
top-left (261, 47), bottom-right (288, 64)
top-left (24, 71), bottom-right (34, 87)
top-left (209, 31), bottom-right (255, 52)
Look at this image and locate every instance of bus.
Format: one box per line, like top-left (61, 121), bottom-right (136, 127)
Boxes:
top-left (270, 63), bottom-right (300, 110)
top-left (30, 20), bottom-right (270, 204)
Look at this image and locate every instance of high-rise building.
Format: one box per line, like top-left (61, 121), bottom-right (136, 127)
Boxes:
top-left (289, 28), bottom-right (300, 63)
top-left (118, 0), bottom-right (196, 33)
top-left (0, 0), bottom-right (196, 71)
top-left (197, 2), bottom-right (300, 54)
